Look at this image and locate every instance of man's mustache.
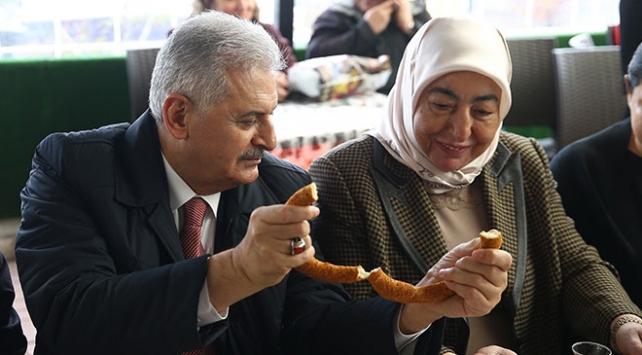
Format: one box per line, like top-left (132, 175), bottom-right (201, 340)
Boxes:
top-left (240, 149), bottom-right (265, 160)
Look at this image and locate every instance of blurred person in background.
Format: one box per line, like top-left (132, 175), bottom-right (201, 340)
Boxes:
top-left (551, 41), bottom-right (642, 313)
top-left (191, 0), bottom-right (296, 102)
top-left (619, 0), bottom-right (642, 80)
top-left (618, 0), bottom-right (642, 118)
top-left (306, 0), bottom-right (431, 95)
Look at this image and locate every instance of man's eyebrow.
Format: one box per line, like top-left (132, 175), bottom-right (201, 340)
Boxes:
top-left (239, 110), bottom-right (261, 118)
top-left (240, 108), bottom-right (272, 118)
top-left (241, 103), bottom-right (278, 118)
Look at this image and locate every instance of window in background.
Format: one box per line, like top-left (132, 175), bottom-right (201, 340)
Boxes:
top-left (256, 0), bottom-right (275, 25)
top-left (0, 0), bottom-right (283, 60)
top-left (462, 0), bottom-right (620, 36)
top-left (0, 0), bottom-right (192, 59)
top-left (290, 0), bottom-right (620, 49)
top-left (291, 0), bottom-right (335, 50)
top-left (0, 0), bottom-right (621, 60)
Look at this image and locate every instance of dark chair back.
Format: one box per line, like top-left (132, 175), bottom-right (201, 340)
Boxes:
top-left (552, 45), bottom-right (626, 148)
top-left (125, 47), bottom-right (160, 121)
top-left (505, 37), bottom-right (558, 128)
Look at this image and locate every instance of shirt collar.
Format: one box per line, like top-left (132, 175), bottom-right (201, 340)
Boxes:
top-left (162, 153), bottom-right (221, 217)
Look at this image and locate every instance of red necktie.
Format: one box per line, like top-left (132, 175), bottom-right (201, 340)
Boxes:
top-left (180, 197), bottom-right (207, 259)
top-left (180, 197), bottom-right (216, 355)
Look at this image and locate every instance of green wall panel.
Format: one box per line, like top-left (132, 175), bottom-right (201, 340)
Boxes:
top-left (0, 56), bottom-right (131, 218)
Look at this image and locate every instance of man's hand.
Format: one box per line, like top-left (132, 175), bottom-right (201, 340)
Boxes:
top-left (206, 204), bottom-right (319, 311)
top-left (399, 237), bottom-right (512, 333)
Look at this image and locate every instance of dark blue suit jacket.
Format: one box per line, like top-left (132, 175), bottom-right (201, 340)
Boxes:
top-left (15, 111), bottom-right (443, 354)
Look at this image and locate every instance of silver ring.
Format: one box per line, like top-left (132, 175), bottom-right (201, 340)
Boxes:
top-left (290, 237), bottom-right (306, 255)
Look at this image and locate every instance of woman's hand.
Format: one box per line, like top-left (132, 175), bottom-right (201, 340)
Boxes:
top-left (399, 237), bottom-right (512, 333)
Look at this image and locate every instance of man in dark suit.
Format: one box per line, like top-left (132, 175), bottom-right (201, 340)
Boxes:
top-left (14, 11), bottom-right (465, 355)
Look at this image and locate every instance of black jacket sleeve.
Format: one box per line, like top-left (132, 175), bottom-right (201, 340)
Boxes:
top-left (306, 10), bottom-right (381, 59)
top-left (0, 252), bottom-right (27, 355)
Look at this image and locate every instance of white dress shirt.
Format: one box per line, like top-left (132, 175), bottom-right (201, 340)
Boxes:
top-left (162, 155), bottom-right (226, 327)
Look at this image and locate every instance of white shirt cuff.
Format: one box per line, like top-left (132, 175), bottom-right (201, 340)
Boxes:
top-left (394, 305), bottom-right (430, 351)
top-left (196, 278), bottom-right (228, 327)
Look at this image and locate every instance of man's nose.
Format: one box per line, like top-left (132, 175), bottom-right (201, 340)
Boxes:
top-left (253, 118), bottom-right (277, 151)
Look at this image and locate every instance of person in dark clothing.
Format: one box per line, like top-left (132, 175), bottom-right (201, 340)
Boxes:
top-left (0, 252), bottom-right (27, 355)
top-left (306, 0), bottom-right (431, 94)
top-left (551, 41), bottom-right (642, 313)
top-left (619, 0), bottom-right (642, 79)
top-left (618, 0), bottom-right (642, 117)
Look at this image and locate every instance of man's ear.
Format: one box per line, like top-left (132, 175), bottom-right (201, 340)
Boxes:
top-left (162, 93), bottom-right (192, 139)
top-left (624, 75), bottom-right (632, 95)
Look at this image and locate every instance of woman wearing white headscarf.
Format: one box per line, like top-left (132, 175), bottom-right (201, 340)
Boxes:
top-left (309, 16), bottom-right (642, 355)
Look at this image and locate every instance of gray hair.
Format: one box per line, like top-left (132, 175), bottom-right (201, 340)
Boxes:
top-left (149, 11), bottom-right (286, 122)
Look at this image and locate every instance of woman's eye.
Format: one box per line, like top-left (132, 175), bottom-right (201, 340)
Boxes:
top-left (473, 106), bottom-right (496, 117)
top-left (431, 102), bottom-right (453, 111)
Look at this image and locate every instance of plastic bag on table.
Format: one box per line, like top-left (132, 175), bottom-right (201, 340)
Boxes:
top-left (288, 54), bottom-right (391, 101)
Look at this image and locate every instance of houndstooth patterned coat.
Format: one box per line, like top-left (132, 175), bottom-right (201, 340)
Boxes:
top-left (309, 132), bottom-right (642, 354)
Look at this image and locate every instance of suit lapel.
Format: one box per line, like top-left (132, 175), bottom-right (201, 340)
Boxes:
top-left (146, 203), bottom-right (184, 261)
top-left (371, 140), bottom-right (449, 279)
top-left (114, 111), bottom-right (184, 262)
top-left (373, 138), bottom-right (527, 317)
top-left (215, 188), bottom-right (245, 254)
top-left (484, 141), bottom-right (527, 317)
top-left (216, 177), bottom-right (280, 253)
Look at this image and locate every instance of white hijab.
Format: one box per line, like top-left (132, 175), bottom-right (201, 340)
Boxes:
top-left (372, 16), bottom-right (512, 194)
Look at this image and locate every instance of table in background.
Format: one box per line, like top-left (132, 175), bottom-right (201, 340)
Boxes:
top-left (271, 92), bottom-right (387, 169)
